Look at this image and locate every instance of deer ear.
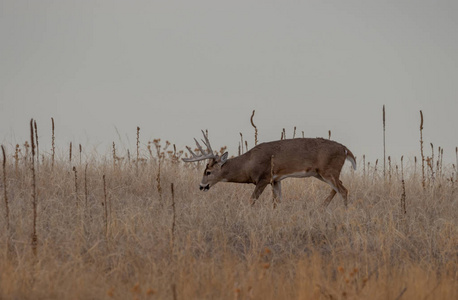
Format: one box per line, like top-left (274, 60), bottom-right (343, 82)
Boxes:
top-left (219, 152), bottom-right (229, 166)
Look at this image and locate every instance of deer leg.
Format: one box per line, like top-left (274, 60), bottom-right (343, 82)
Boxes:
top-left (322, 189), bottom-right (337, 207)
top-left (272, 181), bottom-right (282, 203)
top-left (336, 180), bottom-right (349, 207)
top-left (317, 173), bottom-right (344, 207)
top-left (250, 181), bottom-right (268, 206)
top-left (321, 174), bottom-right (349, 207)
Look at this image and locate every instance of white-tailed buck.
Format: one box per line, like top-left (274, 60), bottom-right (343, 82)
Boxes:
top-left (183, 131), bottom-right (356, 207)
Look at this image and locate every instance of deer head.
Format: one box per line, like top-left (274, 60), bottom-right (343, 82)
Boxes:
top-left (182, 130), bottom-right (228, 191)
top-left (199, 152), bottom-right (228, 191)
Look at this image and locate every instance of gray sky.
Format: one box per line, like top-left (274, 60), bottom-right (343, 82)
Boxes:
top-left (1, 0), bottom-right (457, 165)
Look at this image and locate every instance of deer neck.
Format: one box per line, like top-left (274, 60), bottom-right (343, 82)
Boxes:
top-left (220, 155), bottom-right (250, 183)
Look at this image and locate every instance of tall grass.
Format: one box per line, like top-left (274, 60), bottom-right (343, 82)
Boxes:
top-left (0, 121), bottom-right (457, 300)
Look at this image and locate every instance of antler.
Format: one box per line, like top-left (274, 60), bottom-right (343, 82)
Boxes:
top-left (182, 130), bottom-right (217, 162)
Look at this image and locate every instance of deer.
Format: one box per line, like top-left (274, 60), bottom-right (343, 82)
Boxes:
top-left (182, 131), bottom-right (356, 207)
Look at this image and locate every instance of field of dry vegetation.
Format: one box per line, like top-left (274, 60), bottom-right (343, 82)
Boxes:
top-left (0, 120), bottom-right (457, 300)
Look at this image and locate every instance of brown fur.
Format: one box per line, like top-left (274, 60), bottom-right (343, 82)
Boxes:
top-left (200, 138), bottom-right (356, 207)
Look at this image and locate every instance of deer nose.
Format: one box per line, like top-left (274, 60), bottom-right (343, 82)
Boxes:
top-left (199, 183), bottom-right (210, 191)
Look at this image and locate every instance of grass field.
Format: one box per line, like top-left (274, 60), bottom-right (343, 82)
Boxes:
top-left (0, 127), bottom-right (457, 299)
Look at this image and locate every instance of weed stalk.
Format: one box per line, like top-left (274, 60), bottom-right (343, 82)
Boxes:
top-left (103, 174), bottom-right (108, 239)
top-left (30, 119), bottom-right (38, 258)
top-left (136, 126), bottom-right (140, 176)
top-left (420, 110), bottom-right (425, 189)
top-left (2, 145), bottom-right (10, 252)
top-left (51, 117), bottom-right (55, 170)
top-left (401, 156), bottom-right (406, 214)
top-left (34, 120), bottom-right (39, 173)
top-left (250, 110), bottom-right (258, 146)
top-left (171, 183), bottom-right (176, 253)
top-left (383, 105), bottom-right (386, 180)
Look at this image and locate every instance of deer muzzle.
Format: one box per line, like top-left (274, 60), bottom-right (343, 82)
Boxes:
top-left (199, 183), bottom-right (210, 191)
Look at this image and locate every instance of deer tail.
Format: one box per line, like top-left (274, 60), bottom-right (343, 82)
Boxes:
top-left (345, 148), bottom-right (357, 170)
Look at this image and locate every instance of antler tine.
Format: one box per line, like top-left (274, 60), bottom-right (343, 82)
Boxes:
top-left (182, 130), bottom-right (218, 162)
top-left (194, 138), bottom-right (207, 155)
top-left (200, 130), bottom-right (213, 154)
top-left (186, 146), bottom-right (197, 157)
top-left (183, 145), bottom-right (209, 162)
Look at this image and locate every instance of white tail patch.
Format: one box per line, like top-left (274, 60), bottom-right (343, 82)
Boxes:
top-left (346, 155), bottom-right (357, 170)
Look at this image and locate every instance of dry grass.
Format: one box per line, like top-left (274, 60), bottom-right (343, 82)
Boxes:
top-left (0, 138), bottom-right (457, 300)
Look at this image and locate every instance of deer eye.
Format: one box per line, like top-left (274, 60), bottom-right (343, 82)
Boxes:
top-left (206, 171), bottom-right (211, 176)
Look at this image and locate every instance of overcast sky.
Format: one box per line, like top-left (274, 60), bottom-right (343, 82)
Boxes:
top-left (1, 0), bottom-right (457, 165)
